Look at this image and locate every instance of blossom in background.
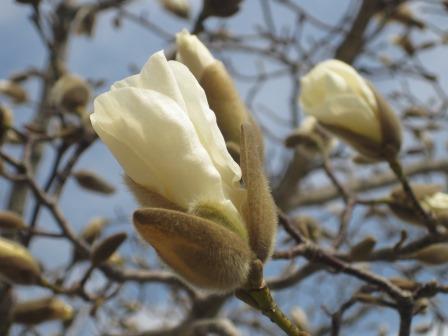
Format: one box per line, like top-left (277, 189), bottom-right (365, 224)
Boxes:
top-left (90, 47), bottom-right (276, 291)
top-left (299, 59), bottom-right (402, 160)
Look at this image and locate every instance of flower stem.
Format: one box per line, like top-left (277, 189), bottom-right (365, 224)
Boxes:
top-left (236, 283), bottom-right (308, 336)
top-left (387, 157), bottom-right (438, 234)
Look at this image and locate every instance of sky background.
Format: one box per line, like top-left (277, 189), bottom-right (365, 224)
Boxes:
top-left (1, 0), bottom-right (448, 335)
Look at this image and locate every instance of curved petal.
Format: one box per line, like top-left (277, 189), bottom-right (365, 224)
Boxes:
top-left (111, 51), bottom-right (187, 111)
top-left (307, 95), bottom-right (382, 142)
top-left (168, 61), bottom-right (241, 182)
top-left (91, 87), bottom-right (228, 210)
top-left (175, 30), bottom-right (215, 80)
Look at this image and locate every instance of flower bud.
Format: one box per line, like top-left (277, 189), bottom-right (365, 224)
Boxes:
top-left (202, 0), bottom-right (243, 18)
top-left (299, 60), bottom-right (402, 161)
top-left (389, 277), bottom-right (419, 291)
top-left (0, 237), bottom-right (41, 285)
top-left (50, 74), bottom-right (90, 114)
top-left (73, 169), bottom-right (116, 195)
top-left (81, 217), bottom-right (108, 244)
top-left (389, 184), bottom-right (443, 226)
top-left (133, 208), bottom-right (253, 291)
top-left (0, 211), bottom-right (26, 231)
top-left (91, 232), bottom-right (127, 266)
top-left (0, 104), bottom-right (14, 143)
top-left (0, 80), bottom-right (27, 104)
top-left (12, 297), bottom-right (73, 325)
top-left (349, 236), bottom-right (377, 261)
top-left (408, 243), bottom-right (448, 265)
top-left (176, 31), bottom-right (254, 148)
top-left (240, 123), bottom-right (277, 262)
top-left (175, 30), bottom-right (215, 80)
top-left (160, 0), bottom-right (190, 19)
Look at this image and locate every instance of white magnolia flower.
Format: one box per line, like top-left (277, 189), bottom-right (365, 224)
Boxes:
top-left (90, 51), bottom-right (243, 221)
top-left (175, 30), bottom-right (215, 80)
top-left (299, 59), bottom-right (401, 160)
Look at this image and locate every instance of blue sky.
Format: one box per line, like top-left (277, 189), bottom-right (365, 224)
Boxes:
top-left (2, 1), bottom-right (448, 335)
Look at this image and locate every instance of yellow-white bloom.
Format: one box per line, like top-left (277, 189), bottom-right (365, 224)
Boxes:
top-left (176, 30), bottom-right (215, 80)
top-left (91, 51), bottom-right (243, 221)
top-left (299, 59), bottom-right (401, 160)
top-left (300, 60), bottom-right (381, 143)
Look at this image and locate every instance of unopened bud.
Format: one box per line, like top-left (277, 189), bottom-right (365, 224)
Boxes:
top-left (50, 74), bottom-right (90, 114)
top-left (350, 236), bottom-right (377, 261)
top-left (73, 170), bottom-right (115, 195)
top-left (12, 297), bottom-right (73, 325)
top-left (0, 80), bottom-right (27, 104)
top-left (1, 104), bottom-right (14, 142)
top-left (389, 277), bottom-right (419, 291)
top-left (408, 243), bottom-right (448, 265)
top-left (81, 217), bottom-right (108, 244)
top-left (133, 208), bottom-right (253, 291)
top-left (202, 0), bottom-right (243, 18)
top-left (73, 8), bottom-right (97, 37)
top-left (91, 232), bottom-right (127, 266)
top-left (200, 60), bottom-right (251, 146)
top-left (0, 211), bottom-right (26, 230)
top-left (160, 0), bottom-right (190, 19)
top-left (0, 237), bottom-right (41, 285)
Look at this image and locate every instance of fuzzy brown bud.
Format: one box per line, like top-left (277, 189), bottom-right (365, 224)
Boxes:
top-left (133, 208), bottom-right (254, 292)
top-left (12, 297), bottom-right (73, 325)
top-left (350, 236), bottom-right (377, 261)
top-left (0, 237), bottom-right (41, 285)
top-left (408, 243), bottom-right (448, 265)
top-left (91, 232), bottom-right (127, 266)
top-left (73, 170), bottom-right (116, 195)
top-left (0, 211), bottom-right (26, 231)
top-left (50, 74), bottom-right (90, 114)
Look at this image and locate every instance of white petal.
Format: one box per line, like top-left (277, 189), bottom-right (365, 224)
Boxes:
top-left (168, 60), bottom-right (244, 209)
top-left (321, 60), bottom-right (377, 109)
top-left (175, 30), bottom-right (215, 80)
top-left (111, 51), bottom-right (187, 111)
top-left (91, 87), bottom-right (228, 209)
top-left (306, 95), bottom-right (382, 142)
